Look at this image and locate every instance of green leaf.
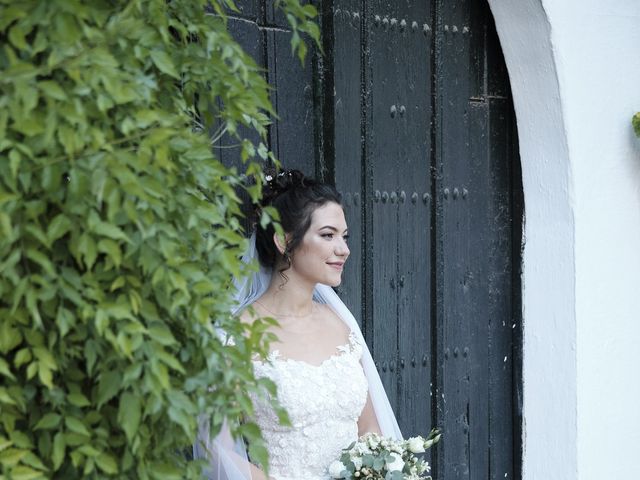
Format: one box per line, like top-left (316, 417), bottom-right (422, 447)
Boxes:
top-left (78, 234), bottom-right (98, 270)
top-left (0, 387), bottom-right (17, 406)
top-left (64, 416), bottom-right (90, 436)
top-left (95, 452), bottom-right (118, 474)
top-left (8, 24), bottom-right (29, 50)
top-left (20, 451), bottom-right (48, 471)
top-left (67, 392), bottom-right (90, 408)
top-left (97, 238), bottom-right (122, 267)
top-left (34, 413), bottom-right (61, 430)
top-left (96, 370), bottom-right (121, 407)
top-left (10, 465), bottom-right (46, 480)
top-left (8, 431), bottom-right (32, 450)
top-left (154, 347), bottom-right (185, 373)
top-left (238, 422), bottom-right (260, 439)
top-left (47, 214), bottom-right (72, 243)
top-left (247, 443), bottom-right (269, 471)
top-left (25, 248), bottom-right (56, 276)
top-left (0, 435), bottom-right (12, 451)
top-left (52, 432), bottom-right (65, 470)
top-left (149, 461), bottom-right (182, 480)
top-left (150, 50), bottom-right (179, 79)
top-left (0, 357), bottom-right (16, 381)
top-left (93, 222), bottom-right (130, 242)
top-left (633, 112), bottom-right (640, 137)
top-left (84, 341), bottom-right (97, 375)
top-left (147, 323), bottom-right (177, 346)
top-left (117, 392), bottom-right (141, 442)
top-left (55, 307), bottom-right (75, 338)
top-left (0, 448), bottom-right (26, 467)
top-left (390, 471), bottom-right (403, 480)
top-left (303, 4), bottom-right (318, 17)
top-left (39, 80), bottom-right (68, 101)
top-left (37, 363), bottom-right (54, 387)
top-left (9, 149), bottom-right (21, 179)
top-left (33, 347), bottom-right (57, 371)
top-left (0, 322), bottom-right (22, 354)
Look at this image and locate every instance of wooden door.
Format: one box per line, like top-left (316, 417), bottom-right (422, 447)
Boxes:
top-left (225, 0), bottom-right (523, 478)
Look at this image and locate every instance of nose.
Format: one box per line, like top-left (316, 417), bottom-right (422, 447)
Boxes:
top-left (335, 238), bottom-right (350, 258)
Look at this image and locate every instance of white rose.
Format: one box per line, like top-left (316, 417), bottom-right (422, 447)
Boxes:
top-left (386, 452), bottom-right (405, 472)
top-left (407, 437), bottom-right (425, 454)
top-left (328, 460), bottom-right (347, 478)
top-left (351, 456), bottom-right (363, 470)
top-left (367, 437), bottom-right (379, 449)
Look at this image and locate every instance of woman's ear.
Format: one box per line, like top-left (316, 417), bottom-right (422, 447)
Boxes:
top-left (273, 232), bottom-right (288, 255)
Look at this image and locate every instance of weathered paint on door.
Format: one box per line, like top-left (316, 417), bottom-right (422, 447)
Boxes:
top-left (224, 1), bottom-right (523, 478)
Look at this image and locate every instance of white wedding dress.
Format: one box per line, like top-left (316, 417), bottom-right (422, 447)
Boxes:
top-left (249, 331), bottom-right (368, 480)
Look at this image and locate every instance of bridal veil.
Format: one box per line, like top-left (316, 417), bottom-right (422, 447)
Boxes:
top-left (194, 233), bottom-right (403, 479)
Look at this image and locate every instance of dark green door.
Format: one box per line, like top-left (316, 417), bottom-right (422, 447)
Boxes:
top-left (225, 0), bottom-right (523, 478)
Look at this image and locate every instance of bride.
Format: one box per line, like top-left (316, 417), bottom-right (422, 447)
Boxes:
top-left (196, 169), bottom-right (402, 479)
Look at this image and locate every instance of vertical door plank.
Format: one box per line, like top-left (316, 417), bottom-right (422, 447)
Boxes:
top-left (467, 99), bottom-right (491, 479)
top-left (333, 0), bottom-right (364, 322)
top-left (216, 17), bottom-right (265, 173)
top-left (486, 97), bottom-right (515, 480)
top-left (436, 0), bottom-right (477, 477)
top-left (366, 0), bottom-right (402, 410)
top-left (393, 1), bottom-right (434, 440)
top-left (267, 30), bottom-right (316, 173)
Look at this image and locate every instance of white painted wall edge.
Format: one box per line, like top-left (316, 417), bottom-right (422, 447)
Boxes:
top-left (486, 1), bottom-right (577, 479)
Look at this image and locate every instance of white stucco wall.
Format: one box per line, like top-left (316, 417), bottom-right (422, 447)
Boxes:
top-left (546, 2), bottom-right (640, 479)
top-left (488, 1), bottom-right (640, 479)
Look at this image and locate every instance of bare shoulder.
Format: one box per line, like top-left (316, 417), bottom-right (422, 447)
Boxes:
top-left (314, 302), bottom-right (351, 341)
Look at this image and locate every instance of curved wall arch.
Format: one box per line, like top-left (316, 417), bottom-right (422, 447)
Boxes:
top-left (485, 1), bottom-right (577, 479)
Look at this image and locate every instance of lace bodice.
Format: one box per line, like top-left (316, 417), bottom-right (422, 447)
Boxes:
top-left (250, 332), bottom-right (368, 480)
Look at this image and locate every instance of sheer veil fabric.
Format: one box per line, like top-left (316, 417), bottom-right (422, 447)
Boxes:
top-left (194, 233), bottom-right (403, 479)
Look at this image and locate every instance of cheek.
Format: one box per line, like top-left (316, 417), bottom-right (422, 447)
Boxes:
top-left (296, 238), bottom-right (332, 264)
top-left (308, 238), bottom-right (333, 259)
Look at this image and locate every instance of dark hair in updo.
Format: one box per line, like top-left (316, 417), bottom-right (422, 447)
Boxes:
top-left (254, 168), bottom-right (342, 271)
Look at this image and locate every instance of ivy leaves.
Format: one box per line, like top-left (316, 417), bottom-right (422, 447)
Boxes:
top-left (0, 0), bottom-right (318, 478)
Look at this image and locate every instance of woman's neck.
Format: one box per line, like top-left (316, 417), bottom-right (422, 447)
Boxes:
top-left (259, 271), bottom-right (316, 318)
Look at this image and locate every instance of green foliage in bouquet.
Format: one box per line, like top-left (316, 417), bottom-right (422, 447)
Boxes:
top-left (330, 430), bottom-right (442, 480)
top-left (0, 0), bottom-right (318, 478)
top-left (633, 112), bottom-right (640, 138)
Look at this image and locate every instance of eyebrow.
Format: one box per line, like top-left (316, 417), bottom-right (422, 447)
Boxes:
top-left (319, 225), bottom-right (348, 233)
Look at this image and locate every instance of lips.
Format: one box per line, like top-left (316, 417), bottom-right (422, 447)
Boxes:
top-left (327, 262), bottom-right (344, 271)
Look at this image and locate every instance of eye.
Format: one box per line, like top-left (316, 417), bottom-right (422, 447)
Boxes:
top-left (342, 235), bottom-right (350, 242)
top-left (321, 233), bottom-right (334, 239)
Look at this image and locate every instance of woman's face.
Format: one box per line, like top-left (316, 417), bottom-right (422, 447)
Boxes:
top-left (290, 202), bottom-right (350, 287)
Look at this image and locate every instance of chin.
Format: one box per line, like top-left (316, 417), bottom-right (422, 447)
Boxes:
top-left (316, 276), bottom-right (342, 288)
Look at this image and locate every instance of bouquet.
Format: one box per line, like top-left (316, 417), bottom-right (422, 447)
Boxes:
top-left (328, 429), bottom-right (441, 480)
